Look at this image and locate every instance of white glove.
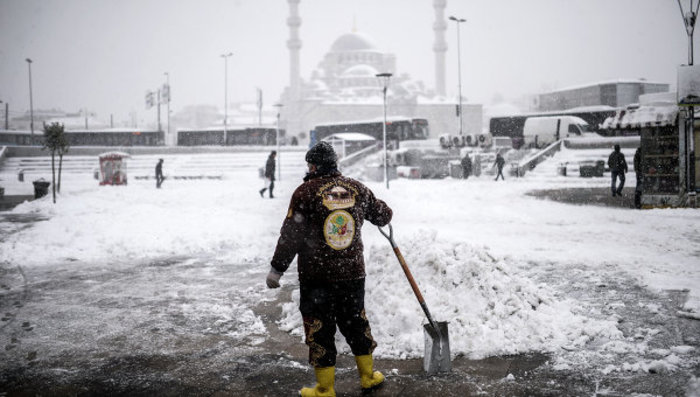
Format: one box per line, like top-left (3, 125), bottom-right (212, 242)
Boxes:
top-left (266, 268), bottom-right (283, 289)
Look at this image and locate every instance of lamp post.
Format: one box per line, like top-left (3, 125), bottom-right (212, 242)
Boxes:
top-left (26, 58), bottom-right (34, 135)
top-left (221, 52), bottom-right (233, 143)
top-left (0, 100), bottom-right (7, 130)
top-left (164, 72), bottom-right (171, 145)
top-left (274, 103), bottom-right (284, 181)
top-left (449, 16), bottom-right (466, 136)
top-left (677, 0), bottom-right (699, 200)
top-left (376, 72), bottom-right (392, 189)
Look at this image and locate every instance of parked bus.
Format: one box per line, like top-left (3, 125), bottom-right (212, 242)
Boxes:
top-left (0, 129), bottom-right (163, 146)
top-left (177, 127), bottom-right (279, 146)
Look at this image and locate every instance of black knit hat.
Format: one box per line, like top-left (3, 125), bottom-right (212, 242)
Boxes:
top-left (305, 141), bottom-right (337, 166)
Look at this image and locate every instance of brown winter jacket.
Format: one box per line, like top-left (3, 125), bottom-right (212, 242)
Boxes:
top-left (271, 170), bottom-right (392, 284)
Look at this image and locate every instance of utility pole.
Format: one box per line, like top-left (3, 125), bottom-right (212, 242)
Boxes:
top-left (376, 72), bottom-right (393, 189)
top-left (274, 103), bottom-right (284, 181)
top-left (257, 88), bottom-right (263, 126)
top-left (678, 0), bottom-right (699, 202)
top-left (157, 89), bottom-right (162, 133)
top-left (26, 58), bottom-right (34, 135)
top-left (164, 72), bottom-right (171, 145)
top-left (0, 101), bottom-right (7, 130)
top-left (449, 16), bottom-right (466, 136)
top-left (221, 52), bottom-right (233, 144)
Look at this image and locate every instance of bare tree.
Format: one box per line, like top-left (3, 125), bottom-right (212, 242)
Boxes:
top-left (42, 122), bottom-right (66, 203)
top-left (57, 128), bottom-right (70, 193)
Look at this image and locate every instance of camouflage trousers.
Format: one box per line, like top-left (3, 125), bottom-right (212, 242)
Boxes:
top-left (299, 279), bottom-right (377, 367)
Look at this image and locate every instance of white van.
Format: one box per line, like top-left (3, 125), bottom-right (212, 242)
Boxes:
top-left (522, 116), bottom-right (591, 148)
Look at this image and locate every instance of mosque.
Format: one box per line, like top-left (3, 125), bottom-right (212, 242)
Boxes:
top-left (277, 0), bottom-right (483, 145)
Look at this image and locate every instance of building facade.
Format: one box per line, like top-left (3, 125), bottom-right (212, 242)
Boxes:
top-left (279, 0), bottom-right (482, 145)
top-left (537, 80), bottom-right (670, 112)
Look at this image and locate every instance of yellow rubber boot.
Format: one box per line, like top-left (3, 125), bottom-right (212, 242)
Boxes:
top-left (299, 366), bottom-right (336, 397)
top-left (355, 355), bottom-right (385, 392)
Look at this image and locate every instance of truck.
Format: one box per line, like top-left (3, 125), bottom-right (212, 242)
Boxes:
top-left (521, 116), bottom-right (592, 148)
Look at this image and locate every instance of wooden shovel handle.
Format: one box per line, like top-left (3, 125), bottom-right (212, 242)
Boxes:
top-left (378, 224), bottom-right (439, 331)
top-left (392, 246), bottom-right (427, 304)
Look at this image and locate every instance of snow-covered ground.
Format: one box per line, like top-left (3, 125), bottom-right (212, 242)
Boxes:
top-left (1, 148), bottom-right (698, 378)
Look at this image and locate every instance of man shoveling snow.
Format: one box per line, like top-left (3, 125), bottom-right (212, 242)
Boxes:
top-left (266, 141), bottom-right (393, 396)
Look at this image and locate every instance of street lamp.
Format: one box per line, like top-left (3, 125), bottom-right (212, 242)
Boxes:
top-left (26, 58), bottom-right (34, 135)
top-left (677, 0), bottom-right (699, 200)
top-left (164, 72), bottom-right (171, 145)
top-left (221, 52), bottom-right (233, 143)
top-left (376, 72), bottom-right (392, 189)
top-left (0, 100), bottom-right (7, 130)
top-left (274, 103), bottom-right (284, 181)
top-left (449, 16), bottom-right (466, 136)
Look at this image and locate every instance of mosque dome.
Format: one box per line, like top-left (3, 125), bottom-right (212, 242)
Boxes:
top-left (341, 64), bottom-right (379, 78)
top-left (330, 32), bottom-right (379, 52)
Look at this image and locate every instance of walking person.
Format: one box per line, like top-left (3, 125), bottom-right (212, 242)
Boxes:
top-left (155, 159), bottom-right (164, 188)
top-left (461, 153), bottom-right (472, 179)
top-left (494, 152), bottom-right (506, 181)
top-left (265, 141), bottom-right (392, 396)
top-left (259, 151), bottom-right (276, 198)
top-left (634, 146), bottom-right (644, 208)
top-left (608, 144), bottom-right (628, 197)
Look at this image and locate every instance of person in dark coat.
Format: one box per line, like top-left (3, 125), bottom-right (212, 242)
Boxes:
top-left (494, 152), bottom-right (506, 181)
top-left (461, 154), bottom-right (472, 179)
top-left (259, 151), bottom-right (276, 198)
top-left (634, 147), bottom-right (644, 208)
top-left (608, 144), bottom-right (628, 197)
top-left (155, 159), bottom-right (164, 188)
top-left (266, 141), bottom-right (391, 396)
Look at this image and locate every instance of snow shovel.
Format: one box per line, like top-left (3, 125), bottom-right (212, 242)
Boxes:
top-left (378, 223), bottom-right (451, 375)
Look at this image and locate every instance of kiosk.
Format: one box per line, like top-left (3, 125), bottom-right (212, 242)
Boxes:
top-left (98, 152), bottom-right (130, 186)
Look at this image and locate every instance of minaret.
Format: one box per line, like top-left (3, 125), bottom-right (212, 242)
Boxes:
top-left (433, 0), bottom-right (447, 96)
top-left (287, 0), bottom-right (302, 100)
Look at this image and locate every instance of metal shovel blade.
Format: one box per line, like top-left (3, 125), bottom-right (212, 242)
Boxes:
top-left (423, 321), bottom-right (451, 375)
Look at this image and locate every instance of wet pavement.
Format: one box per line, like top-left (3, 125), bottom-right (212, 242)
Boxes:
top-left (0, 195), bottom-right (33, 212)
top-left (1, 260), bottom-right (698, 396)
top-left (526, 187), bottom-right (639, 209)
top-left (1, 190), bottom-right (699, 396)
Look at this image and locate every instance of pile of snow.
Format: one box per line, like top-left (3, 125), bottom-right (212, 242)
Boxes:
top-left (279, 230), bottom-right (622, 359)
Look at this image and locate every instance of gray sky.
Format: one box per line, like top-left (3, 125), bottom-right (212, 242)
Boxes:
top-left (0, 0), bottom-right (694, 126)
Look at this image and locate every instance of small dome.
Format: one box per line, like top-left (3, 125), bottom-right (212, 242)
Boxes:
top-left (330, 32), bottom-right (378, 52)
top-left (341, 64), bottom-right (379, 78)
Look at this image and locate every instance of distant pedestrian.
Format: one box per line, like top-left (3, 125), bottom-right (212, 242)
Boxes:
top-left (461, 154), bottom-right (472, 179)
top-left (494, 153), bottom-right (506, 181)
top-left (155, 159), bottom-right (164, 188)
top-left (634, 147), bottom-right (643, 208)
top-left (259, 151), bottom-right (277, 198)
top-left (608, 144), bottom-right (628, 197)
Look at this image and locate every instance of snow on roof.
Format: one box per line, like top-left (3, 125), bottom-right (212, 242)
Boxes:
top-left (542, 79), bottom-right (669, 95)
top-left (314, 115), bottom-right (417, 127)
top-left (322, 132), bottom-right (376, 142)
top-left (600, 104), bottom-right (678, 129)
top-left (565, 105), bottom-right (617, 112)
top-left (98, 151), bottom-right (131, 159)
